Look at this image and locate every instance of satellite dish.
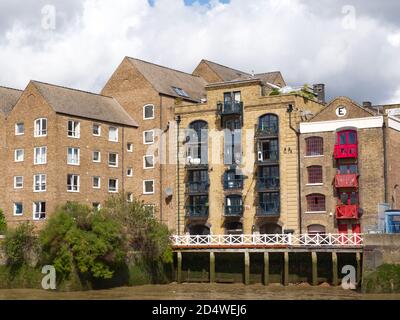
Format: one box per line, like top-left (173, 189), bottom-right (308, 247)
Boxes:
top-left (165, 187), bottom-right (173, 197)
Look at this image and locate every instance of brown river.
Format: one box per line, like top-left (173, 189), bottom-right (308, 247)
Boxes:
top-left (1, 283), bottom-right (400, 300)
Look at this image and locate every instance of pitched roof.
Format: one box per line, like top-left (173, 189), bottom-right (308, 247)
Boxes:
top-left (0, 86), bottom-right (22, 116)
top-left (200, 59), bottom-right (251, 82)
top-left (32, 81), bottom-right (138, 127)
top-left (127, 57), bottom-right (207, 102)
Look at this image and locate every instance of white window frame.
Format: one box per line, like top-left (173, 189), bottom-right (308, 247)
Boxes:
top-left (34, 118), bottom-right (47, 137)
top-left (67, 147), bottom-right (80, 165)
top-left (33, 201), bottom-right (46, 220)
top-left (143, 104), bottom-right (155, 120)
top-left (92, 123), bottom-right (101, 136)
top-left (15, 122), bottom-right (24, 135)
top-left (34, 146), bottom-right (47, 165)
top-left (14, 176), bottom-right (23, 189)
top-left (127, 168), bottom-right (133, 177)
top-left (127, 193), bottom-right (133, 202)
top-left (93, 202), bottom-right (101, 211)
top-left (67, 120), bottom-right (80, 138)
top-left (14, 149), bottom-right (24, 162)
top-left (93, 176), bottom-right (101, 189)
top-left (33, 174), bottom-right (46, 192)
top-left (67, 174), bottom-right (80, 192)
top-left (108, 178), bottom-right (118, 193)
top-left (108, 127), bottom-right (118, 142)
top-left (143, 180), bottom-right (155, 195)
top-left (93, 150), bottom-right (101, 163)
top-left (143, 155), bottom-right (155, 169)
top-left (143, 130), bottom-right (155, 144)
top-left (127, 143), bottom-right (133, 152)
top-left (13, 202), bottom-right (23, 216)
top-left (108, 152), bottom-right (118, 167)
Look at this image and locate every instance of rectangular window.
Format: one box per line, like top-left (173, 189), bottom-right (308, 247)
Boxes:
top-left (67, 147), bottom-right (80, 165)
top-left (93, 176), bottom-right (101, 189)
top-left (108, 153), bottom-right (118, 167)
top-left (143, 155), bottom-right (154, 169)
top-left (34, 146), bottom-right (47, 164)
top-left (108, 178), bottom-right (118, 193)
top-left (143, 130), bottom-right (154, 144)
top-left (306, 194), bottom-right (326, 212)
top-left (14, 202), bottom-right (23, 216)
top-left (307, 166), bottom-right (323, 184)
top-left (92, 123), bottom-right (101, 136)
top-left (143, 104), bottom-right (155, 120)
top-left (15, 149), bottom-right (24, 162)
top-left (93, 150), bottom-right (101, 162)
top-left (67, 120), bottom-right (80, 138)
top-left (34, 118), bottom-right (47, 137)
top-left (67, 174), bottom-right (80, 192)
top-left (109, 127), bottom-right (118, 142)
top-left (15, 122), bottom-right (24, 135)
top-left (14, 176), bottom-right (23, 189)
top-left (305, 137), bottom-right (323, 156)
top-left (143, 180), bottom-right (155, 194)
top-left (33, 201), bottom-right (46, 220)
top-left (33, 174), bottom-right (46, 192)
top-left (127, 143), bottom-right (133, 152)
top-left (127, 168), bottom-right (133, 177)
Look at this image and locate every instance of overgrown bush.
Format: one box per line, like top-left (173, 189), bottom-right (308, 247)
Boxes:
top-left (0, 209), bottom-right (6, 234)
top-left (3, 222), bottom-right (39, 268)
top-left (40, 202), bottom-right (126, 283)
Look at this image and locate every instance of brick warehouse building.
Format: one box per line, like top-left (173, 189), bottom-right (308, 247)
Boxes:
top-left (1, 57), bottom-right (400, 235)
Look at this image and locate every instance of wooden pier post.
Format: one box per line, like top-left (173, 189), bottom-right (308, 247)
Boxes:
top-left (210, 252), bottom-right (215, 283)
top-left (356, 252), bottom-right (361, 285)
top-left (244, 252), bottom-right (250, 285)
top-left (311, 251), bottom-right (318, 286)
top-left (332, 251), bottom-right (338, 286)
top-left (263, 252), bottom-right (269, 286)
top-left (177, 251), bottom-right (182, 283)
top-left (283, 251), bottom-right (289, 286)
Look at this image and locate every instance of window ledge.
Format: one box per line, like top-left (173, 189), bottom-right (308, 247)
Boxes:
top-left (305, 211), bottom-right (327, 214)
top-left (304, 155), bottom-right (324, 158)
top-left (306, 183), bottom-right (324, 186)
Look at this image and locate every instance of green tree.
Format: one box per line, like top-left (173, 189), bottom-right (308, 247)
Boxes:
top-left (3, 222), bottom-right (39, 268)
top-left (40, 202), bottom-right (126, 281)
top-left (0, 209), bottom-right (6, 234)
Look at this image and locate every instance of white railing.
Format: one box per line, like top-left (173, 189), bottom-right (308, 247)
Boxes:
top-left (171, 233), bottom-right (363, 247)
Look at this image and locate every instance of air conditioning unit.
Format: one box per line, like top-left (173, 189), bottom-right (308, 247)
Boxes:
top-left (257, 151), bottom-right (263, 161)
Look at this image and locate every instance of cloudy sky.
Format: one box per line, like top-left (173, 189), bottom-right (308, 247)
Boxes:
top-left (0, 0), bottom-right (399, 104)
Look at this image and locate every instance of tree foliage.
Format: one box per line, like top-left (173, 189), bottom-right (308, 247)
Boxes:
top-left (0, 209), bottom-right (6, 234)
top-left (40, 202), bottom-right (126, 281)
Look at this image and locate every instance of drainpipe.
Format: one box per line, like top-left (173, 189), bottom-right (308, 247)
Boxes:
top-left (122, 126), bottom-right (125, 195)
top-left (176, 115), bottom-right (182, 235)
top-left (382, 119), bottom-right (388, 204)
top-left (287, 104), bottom-right (302, 234)
top-left (159, 96), bottom-right (163, 223)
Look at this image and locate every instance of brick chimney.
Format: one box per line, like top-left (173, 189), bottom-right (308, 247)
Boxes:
top-left (313, 84), bottom-right (326, 104)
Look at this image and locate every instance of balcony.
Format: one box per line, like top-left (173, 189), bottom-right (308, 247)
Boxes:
top-left (334, 174), bottom-right (358, 188)
top-left (254, 124), bottom-right (278, 139)
top-left (218, 101), bottom-right (243, 116)
top-left (224, 205), bottom-right (243, 217)
top-left (186, 181), bottom-right (209, 195)
top-left (336, 205), bottom-right (359, 220)
top-left (223, 178), bottom-right (244, 190)
top-left (256, 177), bottom-right (280, 191)
top-left (185, 205), bottom-right (209, 218)
top-left (185, 157), bottom-right (208, 170)
top-left (256, 150), bottom-right (279, 164)
top-left (256, 202), bottom-right (280, 217)
top-left (334, 144), bottom-right (358, 159)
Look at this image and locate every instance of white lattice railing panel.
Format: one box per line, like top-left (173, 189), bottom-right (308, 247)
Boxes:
top-left (171, 234), bottom-right (363, 247)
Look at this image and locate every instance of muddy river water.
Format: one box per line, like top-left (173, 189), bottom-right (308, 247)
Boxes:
top-left (1, 283), bottom-right (400, 300)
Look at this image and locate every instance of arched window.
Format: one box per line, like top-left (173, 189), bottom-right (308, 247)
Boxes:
top-left (307, 224), bottom-right (326, 234)
top-left (258, 114), bottom-right (279, 135)
top-left (225, 222), bottom-right (243, 235)
top-left (305, 136), bottom-right (323, 156)
top-left (186, 121), bottom-right (208, 164)
top-left (306, 194), bottom-right (326, 212)
top-left (189, 224), bottom-right (210, 236)
top-left (260, 223), bottom-right (282, 234)
top-left (143, 104), bottom-right (155, 120)
top-left (307, 166), bottom-right (323, 184)
top-left (337, 130), bottom-right (357, 145)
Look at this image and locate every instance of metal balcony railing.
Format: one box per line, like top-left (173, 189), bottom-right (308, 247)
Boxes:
top-left (256, 202), bottom-right (280, 217)
top-left (334, 174), bottom-right (358, 188)
top-left (336, 205), bottom-right (359, 220)
top-left (256, 150), bottom-right (279, 163)
top-left (186, 181), bottom-right (209, 194)
top-left (185, 205), bottom-right (209, 218)
top-left (223, 178), bottom-right (244, 190)
top-left (224, 205), bottom-right (243, 217)
top-left (219, 101), bottom-right (243, 116)
top-left (334, 144), bottom-right (358, 159)
top-left (256, 177), bottom-right (280, 190)
top-left (254, 124), bottom-right (279, 137)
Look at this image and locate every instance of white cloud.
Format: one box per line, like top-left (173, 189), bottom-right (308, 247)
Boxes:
top-left (0, 0), bottom-right (399, 104)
